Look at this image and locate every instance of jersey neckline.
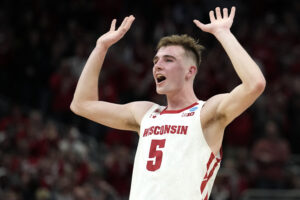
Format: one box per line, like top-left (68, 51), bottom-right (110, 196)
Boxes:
top-left (160, 102), bottom-right (199, 115)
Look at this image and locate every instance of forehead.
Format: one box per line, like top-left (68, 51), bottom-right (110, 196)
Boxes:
top-left (155, 45), bottom-right (185, 58)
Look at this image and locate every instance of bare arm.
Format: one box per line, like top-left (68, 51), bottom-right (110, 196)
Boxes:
top-left (70, 15), bottom-right (154, 133)
top-left (194, 7), bottom-right (266, 127)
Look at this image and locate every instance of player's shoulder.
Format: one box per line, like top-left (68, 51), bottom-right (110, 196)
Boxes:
top-left (127, 101), bottom-right (158, 124)
top-left (128, 101), bottom-right (157, 111)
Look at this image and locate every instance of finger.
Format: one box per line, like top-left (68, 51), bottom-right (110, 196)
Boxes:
top-left (119, 16), bottom-right (129, 29)
top-left (209, 10), bottom-right (216, 22)
top-left (123, 15), bottom-right (135, 31)
top-left (193, 19), bottom-right (205, 30)
top-left (223, 8), bottom-right (228, 18)
top-left (122, 15), bottom-right (133, 28)
top-left (229, 6), bottom-right (236, 20)
top-left (215, 7), bottom-right (222, 19)
top-left (110, 19), bottom-right (116, 31)
top-left (117, 15), bottom-right (135, 35)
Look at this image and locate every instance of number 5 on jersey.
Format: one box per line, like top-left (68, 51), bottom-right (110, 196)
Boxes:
top-left (146, 139), bottom-right (166, 171)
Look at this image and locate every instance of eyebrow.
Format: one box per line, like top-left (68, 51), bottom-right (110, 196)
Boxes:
top-left (153, 55), bottom-right (176, 63)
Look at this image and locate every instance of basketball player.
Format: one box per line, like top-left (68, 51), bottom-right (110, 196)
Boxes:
top-left (70, 7), bottom-right (266, 200)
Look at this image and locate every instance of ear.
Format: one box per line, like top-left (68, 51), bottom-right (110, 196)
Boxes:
top-left (186, 65), bottom-right (197, 80)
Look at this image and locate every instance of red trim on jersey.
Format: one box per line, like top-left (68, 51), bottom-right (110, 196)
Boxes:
top-left (160, 102), bottom-right (199, 115)
top-left (200, 152), bottom-right (221, 194)
top-left (206, 152), bottom-right (215, 169)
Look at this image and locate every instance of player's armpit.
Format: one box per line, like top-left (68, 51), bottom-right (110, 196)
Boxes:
top-left (70, 101), bottom-right (154, 133)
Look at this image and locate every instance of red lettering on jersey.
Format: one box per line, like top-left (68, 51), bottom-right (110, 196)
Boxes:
top-left (154, 126), bottom-right (160, 135)
top-left (176, 126), bottom-right (181, 134)
top-left (149, 126), bottom-right (154, 135)
top-left (180, 126), bottom-right (188, 135)
top-left (188, 112), bottom-right (195, 116)
top-left (143, 125), bottom-right (188, 137)
top-left (160, 126), bottom-right (164, 135)
top-left (143, 128), bottom-right (149, 137)
top-left (146, 139), bottom-right (166, 171)
top-left (164, 125), bottom-right (171, 134)
top-left (170, 126), bottom-right (177, 134)
top-left (181, 112), bottom-right (195, 117)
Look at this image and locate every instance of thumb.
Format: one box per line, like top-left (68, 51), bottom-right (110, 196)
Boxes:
top-left (193, 20), bottom-right (206, 30)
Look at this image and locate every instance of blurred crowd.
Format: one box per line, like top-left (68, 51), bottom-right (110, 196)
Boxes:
top-left (0, 0), bottom-right (299, 199)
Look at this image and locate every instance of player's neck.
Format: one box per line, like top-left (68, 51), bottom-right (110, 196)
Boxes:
top-left (165, 88), bottom-right (198, 111)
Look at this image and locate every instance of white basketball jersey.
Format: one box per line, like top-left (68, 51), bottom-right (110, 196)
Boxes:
top-left (129, 101), bottom-right (222, 200)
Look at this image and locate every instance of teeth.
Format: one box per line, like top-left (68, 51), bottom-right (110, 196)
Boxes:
top-left (156, 74), bottom-right (166, 83)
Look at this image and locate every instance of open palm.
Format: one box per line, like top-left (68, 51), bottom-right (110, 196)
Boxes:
top-left (194, 7), bottom-right (236, 35)
top-left (97, 15), bottom-right (135, 49)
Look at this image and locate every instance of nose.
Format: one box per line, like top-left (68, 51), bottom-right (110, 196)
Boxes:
top-left (154, 64), bottom-right (162, 71)
top-left (153, 60), bottom-right (163, 72)
top-left (153, 65), bottom-right (162, 76)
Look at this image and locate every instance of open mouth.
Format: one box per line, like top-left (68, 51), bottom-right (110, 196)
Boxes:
top-left (156, 75), bottom-right (166, 83)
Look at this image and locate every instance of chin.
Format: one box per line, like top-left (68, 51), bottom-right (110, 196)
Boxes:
top-left (156, 89), bottom-right (165, 95)
top-left (156, 87), bottom-right (169, 95)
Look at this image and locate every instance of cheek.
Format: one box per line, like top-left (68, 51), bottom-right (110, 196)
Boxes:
top-left (168, 72), bottom-right (184, 85)
top-left (152, 68), bottom-right (155, 78)
top-left (172, 66), bottom-right (185, 79)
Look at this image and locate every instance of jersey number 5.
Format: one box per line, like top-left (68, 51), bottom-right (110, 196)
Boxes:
top-left (146, 139), bottom-right (166, 171)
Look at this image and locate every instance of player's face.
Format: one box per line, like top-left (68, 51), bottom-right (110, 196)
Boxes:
top-left (153, 45), bottom-right (188, 95)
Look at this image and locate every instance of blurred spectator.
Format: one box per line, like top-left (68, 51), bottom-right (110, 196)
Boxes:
top-left (104, 144), bottom-right (133, 197)
top-left (49, 60), bottom-right (76, 121)
top-left (251, 120), bottom-right (291, 189)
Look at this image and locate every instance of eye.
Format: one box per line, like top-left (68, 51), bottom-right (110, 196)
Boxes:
top-left (166, 59), bottom-right (173, 62)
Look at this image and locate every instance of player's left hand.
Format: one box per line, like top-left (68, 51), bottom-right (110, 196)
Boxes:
top-left (193, 7), bottom-right (235, 35)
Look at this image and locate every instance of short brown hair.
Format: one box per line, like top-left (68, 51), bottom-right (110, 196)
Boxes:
top-left (156, 34), bottom-right (205, 68)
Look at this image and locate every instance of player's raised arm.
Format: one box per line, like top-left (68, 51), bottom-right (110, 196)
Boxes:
top-left (194, 7), bottom-right (266, 126)
top-left (70, 15), bottom-right (154, 133)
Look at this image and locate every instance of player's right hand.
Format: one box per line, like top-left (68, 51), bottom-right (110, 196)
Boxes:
top-left (96, 15), bottom-right (135, 49)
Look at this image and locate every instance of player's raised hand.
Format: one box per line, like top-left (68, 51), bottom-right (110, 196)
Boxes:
top-left (97, 15), bottom-right (135, 49)
top-left (193, 7), bottom-right (235, 35)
